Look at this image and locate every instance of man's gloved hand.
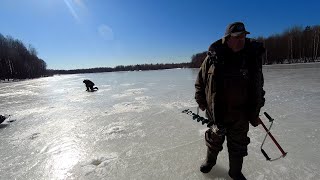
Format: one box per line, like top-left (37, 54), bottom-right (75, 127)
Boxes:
top-left (249, 114), bottom-right (261, 127)
top-left (199, 104), bottom-right (206, 111)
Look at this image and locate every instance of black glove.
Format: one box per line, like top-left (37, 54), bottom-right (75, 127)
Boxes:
top-left (199, 104), bottom-right (206, 111)
top-left (249, 113), bottom-right (261, 127)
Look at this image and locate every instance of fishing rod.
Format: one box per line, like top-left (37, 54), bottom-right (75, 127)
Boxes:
top-left (182, 109), bottom-right (287, 161)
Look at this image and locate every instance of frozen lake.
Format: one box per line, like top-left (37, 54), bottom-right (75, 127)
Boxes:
top-left (0, 64), bottom-right (320, 180)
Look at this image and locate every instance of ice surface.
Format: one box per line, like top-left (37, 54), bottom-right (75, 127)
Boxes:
top-left (0, 64), bottom-right (320, 180)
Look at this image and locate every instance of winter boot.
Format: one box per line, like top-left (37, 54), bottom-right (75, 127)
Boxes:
top-left (228, 156), bottom-right (247, 180)
top-left (200, 148), bottom-right (218, 173)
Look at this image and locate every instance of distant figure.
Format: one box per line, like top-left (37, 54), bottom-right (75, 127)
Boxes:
top-left (83, 79), bottom-right (98, 92)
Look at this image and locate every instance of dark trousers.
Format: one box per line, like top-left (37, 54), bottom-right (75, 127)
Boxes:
top-left (205, 117), bottom-right (250, 158)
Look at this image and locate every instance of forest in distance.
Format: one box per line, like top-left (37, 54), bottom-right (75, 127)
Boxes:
top-left (1, 25), bottom-right (319, 80)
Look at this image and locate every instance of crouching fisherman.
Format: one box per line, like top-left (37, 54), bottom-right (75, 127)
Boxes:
top-left (83, 79), bottom-right (99, 92)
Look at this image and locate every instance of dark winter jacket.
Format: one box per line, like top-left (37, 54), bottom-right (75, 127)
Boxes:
top-left (195, 38), bottom-right (265, 126)
top-left (83, 79), bottom-right (95, 87)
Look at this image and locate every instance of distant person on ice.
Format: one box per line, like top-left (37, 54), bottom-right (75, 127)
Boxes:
top-left (195, 22), bottom-right (265, 180)
top-left (83, 79), bottom-right (98, 92)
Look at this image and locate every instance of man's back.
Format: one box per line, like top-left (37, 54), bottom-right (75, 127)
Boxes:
top-left (83, 79), bottom-right (94, 87)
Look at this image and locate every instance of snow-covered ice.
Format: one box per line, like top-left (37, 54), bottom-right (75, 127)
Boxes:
top-left (0, 64), bottom-right (320, 180)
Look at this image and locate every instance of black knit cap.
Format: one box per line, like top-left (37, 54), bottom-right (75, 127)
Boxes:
top-left (224, 22), bottom-right (250, 37)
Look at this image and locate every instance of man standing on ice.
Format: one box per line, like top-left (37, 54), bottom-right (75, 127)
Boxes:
top-left (195, 22), bottom-right (265, 180)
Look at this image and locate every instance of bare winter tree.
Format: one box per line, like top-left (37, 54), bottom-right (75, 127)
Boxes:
top-left (0, 33), bottom-right (48, 80)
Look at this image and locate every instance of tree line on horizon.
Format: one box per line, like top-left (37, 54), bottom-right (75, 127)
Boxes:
top-left (46, 62), bottom-right (190, 75)
top-left (190, 25), bottom-right (320, 68)
top-left (0, 33), bottom-right (47, 80)
top-left (1, 24), bottom-right (320, 80)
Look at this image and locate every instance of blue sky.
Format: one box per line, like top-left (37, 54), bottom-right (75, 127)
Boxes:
top-left (1, 0), bottom-right (319, 70)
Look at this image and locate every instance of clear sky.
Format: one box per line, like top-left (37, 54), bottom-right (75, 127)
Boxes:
top-left (1, 0), bottom-right (319, 70)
